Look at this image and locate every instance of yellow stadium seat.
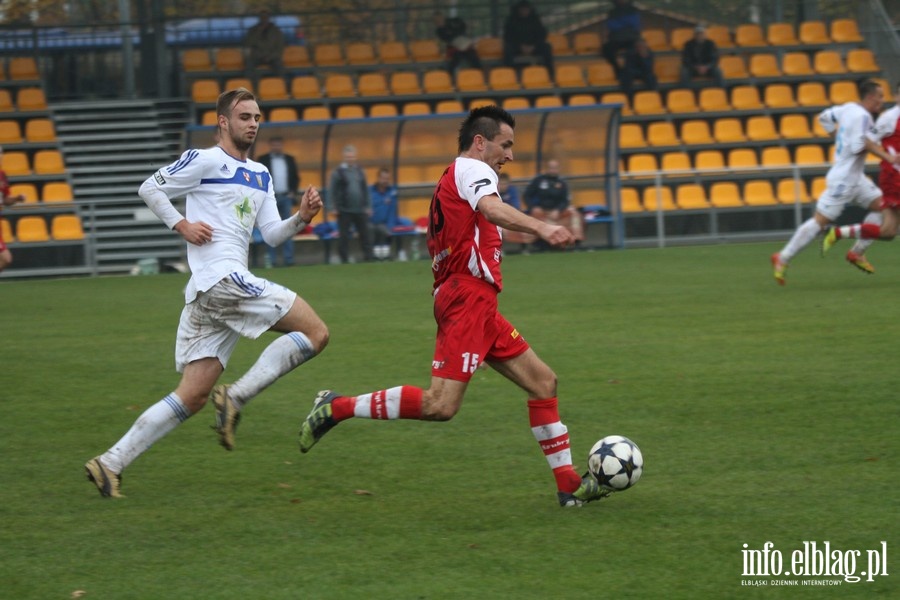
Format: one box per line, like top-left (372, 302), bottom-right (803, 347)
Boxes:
top-left (42, 181), bottom-right (73, 202)
top-left (378, 41), bottom-right (409, 64)
top-left (661, 152), bottom-right (692, 175)
top-left (402, 102), bottom-right (431, 116)
top-left (699, 88), bottom-right (731, 112)
top-left (410, 39), bottom-right (442, 62)
top-left (335, 104), bottom-right (365, 119)
top-left (587, 62), bottom-right (616, 86)
top-left (34, 149), bottom-right (65, 174)
top-left (51, 214), bottom-right (84, 240)
top-left (777, 178), bottom-right (810, 204)
top-left (573, 32), bottom-right (601, 55)
top-left (290, 75), bottom-right (320, 99)
top-left (647, 121), bottom-right (679, 146)
top-left (814, 50), bottom-right (846, 75)
top-left (794, 144), bottom-right (826, 165)
top-left (1, 218), bottom-right (13, 242)
top-left (782, 52), bottom-right (814, 76)
top-left (728, 148), bottom-right (758, 169)
top-left (9, 57), bottom-right (39, 80)
top-left (182, 49), bottom-right (212, 71)
top-left (620, 188), bottom-right (643, 212)
top-left (10, 183), bottom-right (38, 203)
top-left (670, 28), bottom-right (694, 51)
top-left (555, 64), bottom-right (586, 89)
top-left (643, 29), bottom-right (670, 51)
top-left (847, 49), bottom-right (879, 73)
top-left (17, 87), bottom-right (47, 111)
top-left (423, 70), bottom-right (454, 94)
top-left (257, 77), bottom-right (288, 101)
top-left (369, 103), bottom-right (398, 118)
top-left (2, 151), bottom-right (30, 175)
top-left (642, 186), bottom-right (676, 211)
top-left (201, 110), bottom-right (217, 125)
top-left (313, 43), bottom-right (344, 67)
top-left (830, 19), bottom-right (862, 43)
top-left (761, 146), bottom-right (791, 167)
top-left (398, 197), bottom-right (432, 220)
top-left (780, 113), bottom-right (814, 139)
top-left (680, 120), bottom-right (714, 145)
top-left (547, 33), bottom-right (572, 56)
top-left (456, 68), bottom-right (488, 93)
top-left (653, 55), bottom-right (682, 84)
top-left (489, 67), bottom-right (520, 91)
top-left (709, 182), bottom-right (743, 207)
top-left (323, 74), bottom-right (355, 98)
top-left (666, 89), bottom-right (698, 113)
top-left (812, 114), bottom-right (829, 138)
top-left (829, 80), bottom-right (859, 104)
top-left (696, 150), bottom-right (725, 171)
top-left (521, 65), bottom-right (552, 90)
top-left (502, 97), bottom-right (531, 111)
top-left (302, 105), bottom-right (331, 121)
top-left (767, 23), bottom-right (799, 46)
top-left (799, 21), bottom-right (830, 45)
top-left (345, 42), bottom-right (377, 65)
top-left (534, 95), bottom-right (563, 108)
top-left (632, 90), bottom-right (665, 115)
top-left (706, 25), bottom-right (733, 48)
top-left (215, 48), bottom-right (244, 71)
top-left (713, 118), bottom-right (746, 143)
top-left (600, 92), bottom-right (630, 114)
top-left (16, 216), bottom-right (49, 241)
top-left (0, 89), bottom-right (12, 112)
top-left (268, 107), bottom-right (298, 122)
top-left (743, 180), bottom-right (777, 205)
top-left (626, 153), bottom-right (658, 177)
top-left (283, 45), bottom-right (311, 69)
top-left (0, 119), bottom-right (23, 144)
top-left (569, 93), bottom-right (596, 106)
top-left (390, 72), bottom-right (422, 96)
top-left (810, 176), bottom-right (826, 200)
top-left (746, 116), bottom-right (780, 141)
top-left (797, 82), bottom-right (828, 106)
top-left (475, 37), bottom-right (503, 61)
top-left (749, 54), bottom-right (781, 78)
top-left (619, 123), bottom-right (646, 148)
top-left (735, 24), bottom-right (767, 47)
top-left (470, 98), bottom-right (497, 111)
top-left (764, 84), bottom-right (796, 108)
top-left (357, 73), bottom-right (389, 97)
top-left (224, 77), bottom-right (253, 94)
top-left (676, 184), bottom-right (710, 209)
top-left (435, 99), bottom-right (465, 114)
top-left (731, 85), bottom-right (764, 110)
top-left (719, 55), bottom-right (749, 79)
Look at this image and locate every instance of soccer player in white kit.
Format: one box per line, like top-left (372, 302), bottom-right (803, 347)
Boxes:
top-left (771, 80), bottom-right (898, 285)
top-left (85, 88), bottom-right (328, 498)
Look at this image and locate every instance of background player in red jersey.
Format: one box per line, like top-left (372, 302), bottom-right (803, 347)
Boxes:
top-left (0, 145), bottom-right (27, 272)
top-left (298, 105), bottom-right (609, 507)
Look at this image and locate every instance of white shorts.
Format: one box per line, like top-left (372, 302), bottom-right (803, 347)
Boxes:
top-left (175, 271), bottom-right (296, 372)
top-left (815, 176), bottom-right (881, 221)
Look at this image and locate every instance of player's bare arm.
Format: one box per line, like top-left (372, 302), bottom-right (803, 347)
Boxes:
top-left (479, 194), bottom-right (575, 247)
top-left (296, 185), bottom-right (323, 223)
top-left (173, 219), bottom-right (214, 245)
top-left (864, 137), bottom-right (900, 164)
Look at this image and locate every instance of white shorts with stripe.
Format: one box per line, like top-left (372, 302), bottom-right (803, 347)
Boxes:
top-left (175, 270), bottom-right (296, 372)
top-left (815, 175), bottom-right (881, 221)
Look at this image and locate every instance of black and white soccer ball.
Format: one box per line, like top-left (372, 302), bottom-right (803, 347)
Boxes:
top-left (588, 435), bottom-right (643, 491)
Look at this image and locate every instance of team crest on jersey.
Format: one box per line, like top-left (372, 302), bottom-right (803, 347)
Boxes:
top-left (234, 196), bottom-right (253, 229)
top-left (256, 174), bottom-right (263, 187)
top-left (243, 172), bottom-right (251, 183)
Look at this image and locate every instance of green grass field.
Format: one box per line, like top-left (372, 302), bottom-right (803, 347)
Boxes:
top-left (1, 242), bottom-right (897, 599)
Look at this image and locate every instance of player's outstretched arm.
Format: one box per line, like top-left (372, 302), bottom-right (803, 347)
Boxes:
top-left (296, 185), bottom-right (323, 223)
top-left (479, 194), bottom-right (575, 248)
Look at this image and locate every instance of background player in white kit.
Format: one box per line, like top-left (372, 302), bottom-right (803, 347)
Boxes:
top-left (771, 80), bottom-right (898, 285)
top-left (85, 88), bottom-right (329, 498)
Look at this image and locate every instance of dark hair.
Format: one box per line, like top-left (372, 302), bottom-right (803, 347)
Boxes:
top-left (457, 105), bottom-right (516, 153)
top-left (858, 79), bottom-right (882, 100)
top-left (216, 87), bottom-right (256, 120)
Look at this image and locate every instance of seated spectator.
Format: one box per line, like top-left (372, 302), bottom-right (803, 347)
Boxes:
top-left (679, 25), bottom-right (725, 88)
top-left (369, 167), bottom-right (408, 261)
top-left (602, 0), bottom-right (641, 76)
top-left (244, 9), bottom-right (284, 78)
top-left (498, 172), bottom-right (535, 253)
top-left (524, 159), bottom-right (584, 248)
top-left (620, 37), bottom-right (658, 96)
top-left (503, 0), bottom-right (554, 78)
top-left (434, 11), bottom-right (482, 73)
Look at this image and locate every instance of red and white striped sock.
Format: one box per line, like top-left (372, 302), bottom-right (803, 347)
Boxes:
top-left (837, 223), bottom-right (881, 239)
top-left (528, 398), bottom-right (582, 493)
top-left (330, 386), bottom-right (424, 421)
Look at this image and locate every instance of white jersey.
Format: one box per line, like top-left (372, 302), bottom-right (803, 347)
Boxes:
top-left (817, 102), bottom-right (877, 184)
top-left (141, 146), bottom-right (286, 302)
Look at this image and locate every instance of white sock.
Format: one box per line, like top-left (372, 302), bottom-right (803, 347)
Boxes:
top-left (780, 218), bottom-right (823, 262)
top-left (850, 212), bottom-right (882, 255)
top-left (228, 332), bottom-right (316, 408)
top-left (101, 393), bottom-right (191, 474)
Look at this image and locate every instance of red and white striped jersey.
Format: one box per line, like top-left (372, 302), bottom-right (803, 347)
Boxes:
top-left (427, 157), bottom-right (504, 293)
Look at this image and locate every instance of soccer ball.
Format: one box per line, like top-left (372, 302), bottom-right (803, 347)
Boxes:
top-left (588, 435), bottom-right (643, 491)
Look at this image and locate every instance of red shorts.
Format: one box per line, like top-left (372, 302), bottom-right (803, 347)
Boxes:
top-left (880, 171), bottom-right (900, 209)
top-left (432, 275), bottom-right (530, 382)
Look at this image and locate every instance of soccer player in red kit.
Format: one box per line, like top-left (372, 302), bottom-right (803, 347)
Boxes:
top-left (299, 105), bottom-right (608, 506)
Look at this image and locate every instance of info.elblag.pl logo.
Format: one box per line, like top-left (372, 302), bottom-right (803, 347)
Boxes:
top-left (741, 541), bottom-right (889, 586)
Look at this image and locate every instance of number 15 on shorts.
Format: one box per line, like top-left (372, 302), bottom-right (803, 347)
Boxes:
top-left (462, 352), bottom-right (480, 374)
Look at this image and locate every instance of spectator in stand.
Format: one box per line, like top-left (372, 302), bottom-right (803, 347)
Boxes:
top-left (524, 159), bottom-right (583, 249)
top-left (619, 37), bottom-right (658, 97)
top-left (502, 0), bottom-right (555, 78)
top-left (602, 0), bottom-right (642, 76)
top-left (369, 167), bottom-right (407, 261)
top-left (0, 145), bottom-right (26, 272)
top-left (257, 136), bottom-right (300, 267)
top-left (327, 145), bottom-right (373, 263)
top-left (244, 9), bottom-right (285, 79)
top-left (679, 25), bottom-right (725, 88)
top-left (434, 11), bottom-right (482, 73)
top-left (498, 172), bottom-right (534, 254)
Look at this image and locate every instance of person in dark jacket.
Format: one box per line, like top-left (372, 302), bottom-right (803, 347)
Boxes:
top-left (503, 0), bottom-right (554, 77)
top-left (257, 136), bottom-right (300, 266)
top-left (601, 0), bottom-right (641, 76)
top-left (679, 25), bottom-right (725, 87)
top-left (524, 159), bottom-right (583, 247)
top-left (327, 145), bottom-right (373, 263)
top-left (434, 11), bottom-right (482, 72)
top-left (620, 37), bottom-right (658, 96)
